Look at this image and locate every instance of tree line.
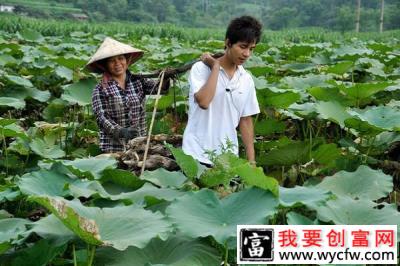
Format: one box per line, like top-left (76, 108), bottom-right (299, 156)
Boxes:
top-left (33, 0), bottom-right (400, 31)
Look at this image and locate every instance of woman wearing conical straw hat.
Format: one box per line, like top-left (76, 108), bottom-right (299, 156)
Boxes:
top-left (87, 37), bottom-right (169, 153)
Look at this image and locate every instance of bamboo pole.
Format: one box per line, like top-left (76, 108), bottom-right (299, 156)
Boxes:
top-left (379, 0), bottom-right (385, 33)
top-left (355, 0), bottom-right (361, 32)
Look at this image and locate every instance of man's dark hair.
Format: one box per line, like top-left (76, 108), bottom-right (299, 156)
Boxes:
top-left (225, 16), bottom-right (262, 46)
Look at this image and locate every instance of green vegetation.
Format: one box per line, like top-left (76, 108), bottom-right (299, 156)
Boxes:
top-left (0, 18), bottom-right (399, 265)
top-left (3, 0), bottom-right (400, 31)
top-left (1, 14), bottom-right (400, 43)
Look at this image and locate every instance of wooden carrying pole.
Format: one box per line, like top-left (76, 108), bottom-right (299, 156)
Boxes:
top-left (141, 71), bottom-right (165, 175)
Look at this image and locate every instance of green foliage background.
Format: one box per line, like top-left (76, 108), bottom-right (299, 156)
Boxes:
top-left (3, 0), bottom-right (400, 31)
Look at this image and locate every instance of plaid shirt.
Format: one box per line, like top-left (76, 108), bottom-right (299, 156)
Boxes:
top-left (92, 71), bottom-right (156, 152)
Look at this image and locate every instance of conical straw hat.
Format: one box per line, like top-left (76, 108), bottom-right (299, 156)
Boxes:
top-left (86, 37), bottom-right (144, 73)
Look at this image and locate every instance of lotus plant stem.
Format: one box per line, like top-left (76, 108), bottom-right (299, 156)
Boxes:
top-left (59, 120), bottom-right (63, 150)
top-left (224, 241), bottom-right (229, 266)
top-left (73, 244), bottom-right (77, 266)
top-left (364, 136), bottom-right (376, 163)
top-left (87, 244), bottom-right (95, 266)
top-left (1, 133), bottom-right (8, 176)
top-left (308, 120), bottom-right (313, 160)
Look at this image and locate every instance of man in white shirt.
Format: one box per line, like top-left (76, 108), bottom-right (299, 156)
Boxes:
top-left (183, 16), bottom-right (262, 165)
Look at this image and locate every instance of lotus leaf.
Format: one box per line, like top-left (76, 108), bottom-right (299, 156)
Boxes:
top-left (31, 196), bottom-right (171, 250)
top-left (166, 187), bottom-right (279, 245)
top-left (95, 235), bottom-right (220, 266)
top-left (316, 165), bottom-right (392, 201)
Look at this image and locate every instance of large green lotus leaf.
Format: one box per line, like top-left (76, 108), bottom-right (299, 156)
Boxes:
top-left (55, 66), bottom-right (73, 81)
top-left (281, 63), bottom-right (315, 73)
top-left (255, 119), bottom-right (286, 136)
top-left (26, 86), bottom-right (51, 102)
top-left (171, 49), bottom-right (202, 64)
top-left (247, 66), bottom-right (274, 77)
top-left (367, 42), bottom-right (392, 53)
top-left (0, 118), bottom-right (17, 127)
top-left (341, 82), bottom-right (390, 100)
top-left (0, 97), bottom-right (25, 109)
top-left (42, 99), bottom-right (68, 122)
top-left (332, 46), bottom-right (373, 59)
top-left (61, 78), bottom-right (97, 106)
top-left (30, 196), bottom-right (171, 250)
top-left (101, 168), bottom-right (144, 190)
top-left (287, 102), bottom-right (317, 119)
top-left (53, 56), bottom-right (87, 70)
top-left (282, 74), bottom-right (332, 92)
top-left (0, 188), bottom-right (20, 203)
top-left (29, 138), bottom-right (65, 159)
top-left (372, 131), bottom-right (400, 148)
top-left (116, 183), bottom-right (184, 203)
top-left (287, 212), bottom-right (316, 225)
top-left (5, 74), bottom-right (33, 87)
top-left (262, 141), bottom-right (310, 166)
top-left (95, 235), bottom-right (220, 266)
top-left (308, 87), bottom-right (353, 106)
top-left (312, 197), bottom-right (400, 232)
top-left (252, 75), bottom-right (268, 89)
top-left (233, 164), bottom-right (279, 197)
top-left (312, 143), bottom-right (341, 166)
top-left (7, 239), bottom-right (67, 266)
top-left (141, 168), bottom-right (187, 188)
top-left (316, 165), bottom-right (392, 201)
top-left (0, 121), bottom-right (27, 140)
top-left (59, 157), bottom-right (117, 180)
top-left (1, 83), bottom-right (50, 103)
top-left (17, 29), bottom-right (44, 42)
top-left (286, 44), bottom-right (315, 58)
top-left (166, 144), bottom-right (198, 180)
top-left (311, 52), bottom-right (331, 65)
top-left (166, 187), bottom-right (279, 245)
top-left (257, 88), bottom-right (300, 109)
top-left (0, 218), bottom-right (29, 254)
top-left (146, 94), bottom-right (186, 111)
top-left (18, 169), bottom-right (71, 197)
top-left (326, 61), bottom-right (354, 75)
top-left (0, 210), bottom-right (13, 219)
top-left (344, 117), bottom-right (384, 136)
top-left (347, 106), bottom-right (400, 131)
top-left (0, 54), bottom-right (17, 66)
top-left (315, 101), bottom-right (351, 127)
top-left (8, 137), bottom-right (30, 155)
top-left (279, 186), bottom-right (332, 209)
top-left (356, 58), bottom-right (386, 77)
top-left (70, 181), bottom-right (183, 204)
top-left (26, 215), bottom-right (75, 245)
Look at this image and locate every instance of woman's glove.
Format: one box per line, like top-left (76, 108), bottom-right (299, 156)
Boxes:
top-left (113, 127), bottom-right (138, 141)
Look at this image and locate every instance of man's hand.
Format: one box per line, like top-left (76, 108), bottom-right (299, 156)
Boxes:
top-left (200, 52), bottom-right (220, 69)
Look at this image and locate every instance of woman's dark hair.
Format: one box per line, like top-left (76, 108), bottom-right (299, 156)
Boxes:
top-left (225, 16), bottom-right (262, 46)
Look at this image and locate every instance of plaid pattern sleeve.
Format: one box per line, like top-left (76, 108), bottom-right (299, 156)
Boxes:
top-left (92, 84), bottom-right (122, 135)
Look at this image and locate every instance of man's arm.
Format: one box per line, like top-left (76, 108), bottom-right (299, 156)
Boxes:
top-left (239, 116), bottom-right (256, 163)
top-left (194, 53), bottom-right (220, 109)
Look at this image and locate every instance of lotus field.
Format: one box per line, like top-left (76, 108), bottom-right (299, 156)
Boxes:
top-left (0, 26), bottom-right (399, 265)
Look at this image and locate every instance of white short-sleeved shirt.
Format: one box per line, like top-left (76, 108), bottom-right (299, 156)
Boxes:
top-left (182, 61), bottom-right (260, 164)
